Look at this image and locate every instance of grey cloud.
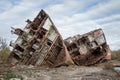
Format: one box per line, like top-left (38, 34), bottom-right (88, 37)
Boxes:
top-left (0, 0), bottom-right (120, 50)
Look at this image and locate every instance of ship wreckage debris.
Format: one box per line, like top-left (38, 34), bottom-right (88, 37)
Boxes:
top-left (7, 10), bottom-right (111, 67)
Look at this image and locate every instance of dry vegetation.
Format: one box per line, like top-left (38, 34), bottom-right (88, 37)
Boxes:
top-left (0, 37), bottom-right (10, 63)
top-left (0, 49), bottom-right (10, 63)
top-left (111, 50), bottom-right (120, 61)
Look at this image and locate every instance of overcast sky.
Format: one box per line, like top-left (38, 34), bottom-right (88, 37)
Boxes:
top-left (0, 0), bottom-right (120, 50)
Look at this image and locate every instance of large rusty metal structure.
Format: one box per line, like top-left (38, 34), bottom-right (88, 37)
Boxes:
top-left (64, 29), bottom-right (111, 66)
top-left (7, 10), bottom-right (73, 67)
top-left (7, 9), bottom-right (111, 67)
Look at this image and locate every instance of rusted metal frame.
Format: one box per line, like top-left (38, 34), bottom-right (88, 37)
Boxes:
top-left (40, 35), bottom-right (59, 65)
top-left (43, 12), bottom-right (69, 66)
top-left (66, 44), bottom-right (80, 62)
top-left (28, 23), bottom-right (38, 31)
top-left (24, 44), bottom-right (45, 65)
top-left (20, 48), bottom-right (30, 63)
top-left (21, 55), bottom-right (31, 65)
top-left (65, 29), bottom-right (107, 66)
top-left (83, 29), bottom-right (102, 36)
top-left (29, 26), bottom-right (53, 65)
top-left (26, 31), bottom-right (49, 64)
top-left (19, 48), bottom-right (32, 63)
top-left (36, 25), bottom-right (52, 51)
top-left (46, 15), bottom-right (64, 43)
top-left (24, 38), bottom-right (40, 65)
top-left (11, 28), bottom-right (24, 36)
top-left (53, 41), bottom-right (63, 48)
top-left (34, 25), bottom-right (59, 65)
top-left (25, 52), bottom-right (38, 65)
top-left (82, 34), bottom-right (105, 50)
top-left (19, 56), bottom-right (27, 65)
top-left (86, 53), bottom-right (106, 66)
top-left (71, 44), bottom-right (86, 65)
top-left (79, 30), bottom-right (103, 43)
top-left (26, 17), bottom-right (47, 47)
top-left (14, 38), bottom-right (30, 59)
top-left (72, 59), bottom-right (80, 65)
top-left (14, 29), bottom-right (27, 39)
top-left (33, 10), bottom-right (45, 22)
top-left (34, 16), bottom-right (48, 36)
top-left (19, 47), bottom-right (33, 64)
top-left (30, 18), bottom-right (48, 49)
top-left (25, 53), bottom-right (38, 65)
top-left (83, 49), bottom-right (106, 65)
top-left (46, 40), bottom-right (63, 65)
top-left (73, 59), bottom-right (84, 66)
top-left (67, 44), bottom-right (76, 53)
top-left (89, 40), bottom-right (105, 50)
top-left (8, 10), bottom-right (110, 67)
top-left (91, 34), bottom-right (104, 43)
top-left (68, 42), bottom-right (79, 53)
top-left (33, 10), bottom-right (47, 26)
top-left (26, 18), bottom-right (47, 44)
top-left (12, 46), bottom-right (25, 62)
top-left (13, 49), bottom-right (22, 59)
top-left (19, 16), bottom-right (49, 64)
top-left (82, 39), bottom-right (95, 52)
top-left (22, 49), bottom-right (32, 65)
top-left (28, 54), bottom-right (39, 65)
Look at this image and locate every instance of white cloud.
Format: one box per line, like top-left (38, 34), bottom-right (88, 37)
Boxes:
top-left (58, 20), bottom-right (101, 38)
top-left (94, 14), bottom-right (120, 24)
top-left (0, 0), bottom-right (120, 50)
top-left (85, 0), bottom-right (120, 19)
top-left (101, 21), bottom-right (120, 50)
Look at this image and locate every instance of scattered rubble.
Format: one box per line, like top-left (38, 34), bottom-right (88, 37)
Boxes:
top-left (7, 9), bottom-right (111, 67)
top-left (1, 66), bottom-right (119, 80)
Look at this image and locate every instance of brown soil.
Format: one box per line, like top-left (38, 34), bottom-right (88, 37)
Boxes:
top-left (0, 65), bottom-right (120, 80)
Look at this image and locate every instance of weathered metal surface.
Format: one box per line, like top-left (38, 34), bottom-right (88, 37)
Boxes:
top-left (7, 10), bottom-right (73, 67)
top-left (64, 29), bottom-right (111, 66)
top-left (7, 9), bottom-right (111, 67)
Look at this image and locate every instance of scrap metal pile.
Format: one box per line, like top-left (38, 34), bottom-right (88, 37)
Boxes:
top-left (7, 10), bottom-right (111, 67)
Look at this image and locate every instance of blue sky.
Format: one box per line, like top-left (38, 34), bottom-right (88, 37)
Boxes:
top-left (0, 0), bottom-right (120, 50)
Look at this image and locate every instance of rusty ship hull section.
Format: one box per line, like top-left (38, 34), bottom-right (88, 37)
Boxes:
top-left (8, 10), bottom-right (73, 67)
top-left (7, 10), bottom-right (111, 67)
top-left (64, 29), bottom-right (111, 66)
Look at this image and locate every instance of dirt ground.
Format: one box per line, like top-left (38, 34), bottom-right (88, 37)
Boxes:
top-left (0, 65), bottom-right (120, 80)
